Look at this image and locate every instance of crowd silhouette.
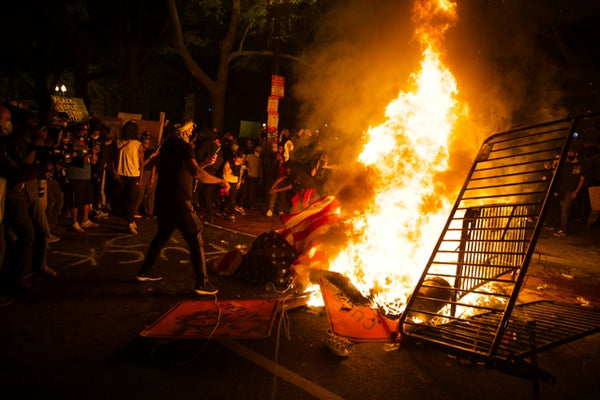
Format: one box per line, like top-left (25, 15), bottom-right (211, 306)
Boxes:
top-left (2, 100), bottom-right (600, 307)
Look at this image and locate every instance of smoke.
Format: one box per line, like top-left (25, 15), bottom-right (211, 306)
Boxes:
top-left (291, 0), bottom-right (599, 201)
top-left (445, 0), bottom-right (600, 128)
top-left (292, 0), bottom-right (417, 149)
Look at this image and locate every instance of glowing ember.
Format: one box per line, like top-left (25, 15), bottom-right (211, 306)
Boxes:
top-left (327, 0), bottom-right (464, 315)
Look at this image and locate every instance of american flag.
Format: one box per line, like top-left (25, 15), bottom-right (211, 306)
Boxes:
top-left (277, 195), bottom-right (341, 271)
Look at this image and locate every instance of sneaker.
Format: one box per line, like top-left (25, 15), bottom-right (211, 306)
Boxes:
top-left (266, 209), bottom-right (273, 217)
top-left (226, 214), bottom-right (235, 222)
top-left (96, 211), bottom-right (109, 219)
top-left (553, 230), bottom-right (566, 237)
top-left (128, 222), bottom-right (138, 235)
top-left (135, 271), bottom-right (162, 282)
top-left (234, 206), bottom-right (246, 215)
top-left (49, 234), bottom-right (60, 243)
top-left (72, 221), bottom-right (85, 233)
top-left (134, 213), bottom-right (143, 219)
top-left (194, 281), bottom-right (218, 295)
top-left (38, 265), bottom-right (58, 278)
top-left (81, 220), bottom-right (99, 229)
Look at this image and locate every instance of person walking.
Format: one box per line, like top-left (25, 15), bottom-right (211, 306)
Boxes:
top-left (243, 145), bottom-right (262, 210)
top-left (117, 121), bottom-right (143, 234)
top-left (136, 116), bottom-right (228, 295)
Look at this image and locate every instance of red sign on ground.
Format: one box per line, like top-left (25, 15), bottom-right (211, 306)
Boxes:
top-left (139, 299), bottom-right (279, 339)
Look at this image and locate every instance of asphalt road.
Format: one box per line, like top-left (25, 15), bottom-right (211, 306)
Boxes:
top-left (1, 211), bottom-right (599, 400)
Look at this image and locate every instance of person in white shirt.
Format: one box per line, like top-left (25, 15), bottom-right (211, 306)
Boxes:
top-left (117, 121), bottom-right (144, 234)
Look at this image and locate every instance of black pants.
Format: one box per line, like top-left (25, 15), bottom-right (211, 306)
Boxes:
top-left (119, 175), bottom-right (141, 223)
top-left (140, 201), bottom-right (207, 284)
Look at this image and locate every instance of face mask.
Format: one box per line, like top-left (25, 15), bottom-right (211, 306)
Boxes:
top-left (254, 151), bottom-right (260, 157)
top-left (4, 121), bottom-right (12, 134)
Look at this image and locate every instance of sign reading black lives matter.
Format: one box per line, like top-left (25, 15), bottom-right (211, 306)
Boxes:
top-left (52, 96), bottom-right (89, 122)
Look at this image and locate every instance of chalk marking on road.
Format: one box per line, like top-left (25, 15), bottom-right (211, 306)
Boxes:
top-left (105, 250), bottom-right (144, 264)
top-left (206, 223), bottom-right (257, 238)
top-left (207, 243), bottom-right (229, 253)
top-left (218, 339), bottom-right (345, 400)
top-left (105, 235), bottom-right (146, 247)
top-left (51, 249), bottom-right (97, 268)
top-left (159, 246), bottom-right (189, 261)
top-left (204, 250), bottom-right (227, 256)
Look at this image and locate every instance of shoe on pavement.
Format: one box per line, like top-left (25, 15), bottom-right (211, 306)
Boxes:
top-left (49, 234), bottom-right (60, 243)
top-left (136, 271), bottom-right (162, 282)
top-left (234, 206), bottom-right (246, 215)
top-left (194, 281), bottom-right (218, 296)
top-left (266, 209), bottom-right (273, 217)
top-left (38, 265), bottom-right (58, 278)
top-left (72, 221), bottom-right (85, 233)
top-left (128, 222), bottom-right (138, 235)
top-left (553, 230), bottom-right (566, 238)
top-left (81, 220), bottom-right (100, 229)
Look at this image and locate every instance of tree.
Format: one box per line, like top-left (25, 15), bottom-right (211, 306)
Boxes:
top-left (167, 0), bottom-right (325, 132)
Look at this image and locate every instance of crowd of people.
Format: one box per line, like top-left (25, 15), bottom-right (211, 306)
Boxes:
top-left (191, 126), bottom-right (337, 223)
top-left (0, 102), bottom-right (338, 305)
top-left (0, 102), bottom-right (168, 304)
top-left (3, 101), bottom-right (600, 306)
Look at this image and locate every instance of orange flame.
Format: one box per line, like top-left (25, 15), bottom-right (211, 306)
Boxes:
top-left (327, 0), bottom-right (465, 315)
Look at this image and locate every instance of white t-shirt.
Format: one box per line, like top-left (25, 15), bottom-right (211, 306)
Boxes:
top-left (117, 140), bottom-right (142, 177)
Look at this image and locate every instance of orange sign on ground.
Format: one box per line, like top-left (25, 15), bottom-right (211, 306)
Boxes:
top-left (320, 278), bottom-right (399, 342)
top-left (140, 299), bottom-right (279, 339)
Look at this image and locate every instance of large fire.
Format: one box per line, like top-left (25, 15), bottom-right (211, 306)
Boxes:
top-left (326, 0), bottom-right (466, 315)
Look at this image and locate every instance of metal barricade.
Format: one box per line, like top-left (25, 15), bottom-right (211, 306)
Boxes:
top-left (399, 112), bottom-right (600, 370)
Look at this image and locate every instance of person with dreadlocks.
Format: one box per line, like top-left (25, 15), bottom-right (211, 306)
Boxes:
top-left (136, 116), bottom-right (229, 295)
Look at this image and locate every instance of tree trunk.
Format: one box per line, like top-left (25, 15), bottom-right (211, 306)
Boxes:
top-left (167, 0), bottom-right (240, 132)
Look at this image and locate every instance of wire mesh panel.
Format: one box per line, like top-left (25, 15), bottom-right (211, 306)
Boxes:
top-left (399, 112), bottom-right (600, 360)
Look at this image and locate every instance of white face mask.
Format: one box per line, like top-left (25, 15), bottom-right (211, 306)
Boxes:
top-left (254, 151), bottom-right (261, 157)
top-left (4, 121), bottom-right (12, 135)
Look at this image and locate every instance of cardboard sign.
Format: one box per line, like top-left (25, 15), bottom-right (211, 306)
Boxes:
top-left (239, 120), bottom-right (262, 138)
top-left (52, 96), bottom-right (89, 122)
